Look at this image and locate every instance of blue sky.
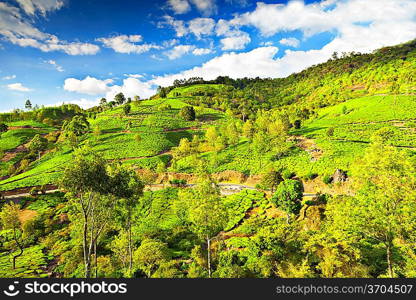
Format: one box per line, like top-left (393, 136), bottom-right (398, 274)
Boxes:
top-left (0, 0), bottom-right (415, 111)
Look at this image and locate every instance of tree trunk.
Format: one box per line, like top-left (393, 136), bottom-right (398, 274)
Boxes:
top-left (12, 229), bottom-right (23, 270)
top-left (83, 214), bottom-right (91, 278)
top-left (128, 215), bottom-right (133, 277)
top-left (207, 236), bottom-right (211, 278)
top-left (94, 240), bottom-right (98, 278)
top-left (386, 242), bottom-right (394, 278)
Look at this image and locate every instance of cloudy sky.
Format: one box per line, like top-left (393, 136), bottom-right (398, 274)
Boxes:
top-left (0, 0), bottom-right (415, 111)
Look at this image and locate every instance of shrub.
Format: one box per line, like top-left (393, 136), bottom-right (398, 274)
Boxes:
top-left (304, 172), bottom-right (318, 181)
top-left (282, 169), bottom-right (295, 180)
top-left (179, 106), bottom-right (196, 121)
top-left (326, 127), bottom-right (335, 137)
top-left (322, 175), bottom-right (332, 185)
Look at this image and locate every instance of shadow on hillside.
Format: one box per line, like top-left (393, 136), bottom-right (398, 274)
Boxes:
top-left (97, 133), bottom-right (124, 143)
top-left (197, 113), bottom-right (222, 122)
top-left (164, 131), bottom-right (193, 145)
top-left (292, 126), bottom-right (326, 137)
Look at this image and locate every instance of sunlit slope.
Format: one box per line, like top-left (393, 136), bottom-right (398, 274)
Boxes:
top-left (0, 98), bottom-right (226, 191)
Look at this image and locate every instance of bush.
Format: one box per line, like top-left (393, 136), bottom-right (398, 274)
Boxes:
top-left (282, 169), bottom-right (295, 180)
top-left (326, 127), bottom-right (335, 137)
top-left (303, 172), bottom-right (318, 181)
top-left (179, 106), bottom-right (196, 121)
top-left (322, 175), bottom-right (332, 185)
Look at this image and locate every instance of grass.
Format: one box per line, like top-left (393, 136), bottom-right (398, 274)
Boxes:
top-left (0, 98), bottom-right (226, 190)
top-left (0, 245), bottom-right (49, 278)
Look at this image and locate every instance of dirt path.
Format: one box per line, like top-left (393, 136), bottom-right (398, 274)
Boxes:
top-left (290, 136), bottom-right (323, 161)
top-left (1, 145), bottom-right (27, 162)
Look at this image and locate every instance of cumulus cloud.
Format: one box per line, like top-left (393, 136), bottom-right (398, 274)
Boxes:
top-left (167, 0), bottom-right (217, 16)
top-left (105, 78), bottom-right (156, 101)
top-left (215, 19), bottom-right (251, 50)
top-left (7, 82), bottom-right (32, 92)
top-left (151, 47), bottom-right (281, 87)
top-left (192, 47), bottom-right (213, 55)
top-left (0, 2), bottom-right (99, 55)
top-left (279, 37), bottom-right (300, 48)
top-left (190, 0), bottom-right (217, 16)
top-left (63, 76), bottom-right (156, 101)
top-left (160, 16), bottom-right (215, 39)
top-left (97, 35), bottom-right (161, 54)
top-left (164, 45), bottom-right (195, 60)
top-left (168, 0), bottom-right (191, 14)
top-left (188, 18), bottom-right (215, 38)
top-left (52, 98), bottom-right (99, 109)
top-left (15, 0), bottom-right (65, 16)
top-left (160, 16), bottom-right (188, 37)
top-left (44, 59), bottom-right (64, 72)
top-left (64, 76), bottom-right (113, 95)
top-left (232, 0), bottom-right (416, 39)
top-left (220, 33), bottom-right (251, 50)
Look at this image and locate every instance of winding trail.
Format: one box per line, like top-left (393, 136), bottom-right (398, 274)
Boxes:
top-left (1, 183), bottom-right (317, 200)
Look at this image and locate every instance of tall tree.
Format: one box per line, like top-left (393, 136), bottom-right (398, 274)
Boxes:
top-left (60, 147), bottom-right (111, 278)
top-left (25, 99), bottom-right (32, 110)
top-left (272, 180), bottom-right (304, 223)
top-left (28, 134), bottom-right (48, 160)
top-left (328, 141), bottom-right (416, 278)
top-left (114, 92), bottom-right (126, 106)
top-left (186, 178), bottom-right (228, 277)
top-left (0, 203), bottom-right (24, 269)
top-left (109, 164), bottom-right (144, 276)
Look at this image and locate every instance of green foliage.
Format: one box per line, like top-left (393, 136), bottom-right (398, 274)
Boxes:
top-left (179, 106), bottom-right (196, 121)
top-left (271, 180), bottom-right (304, 221)
top-left (114, 92), bottom-right (126, 105)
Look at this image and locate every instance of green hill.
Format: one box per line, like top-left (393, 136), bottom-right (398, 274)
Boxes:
top-left (0, 39), bottom-right (416, 279)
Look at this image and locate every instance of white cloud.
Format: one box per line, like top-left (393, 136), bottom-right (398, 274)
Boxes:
top-left (220, 33), bottom-right (251, 50)
top-left (64, 76), bottom-right (113, 95)
top-left (160, 16), bottom-right (188, 37)
top-left (160, 16), bottom-right (215, 39)
top-left (15, 0), bottom-right (65, 16)
top-left (105, 78), bottom-right (156, 101)
top-left (0, 2), bottom-right (99, 55)
top-left (97, 35), bottom-right (161, 54)
top-left (188, 18), bottom-right (215, 38)
top-left (279, 37), bottom-right (300, 48)
top-left (51, 98), bottom-right (99, 109)
top-left (192, 47), bottom-right (213, 55)
top-left (151, 47), bottom-right (281, 87)
top-left (44, 59), bottom-right (64, 72)
top-left (168, 0), bottom-right (191, 14)
top-left (233, 0), bottom-right (416, 39)
top-left (190, 0), bottom-right (217, 16)
top-left (166, 0), bottom-right (217, 16)
top-left (2, 75), bottom-right (16, 80)
top-left (124, 74), bottom-right (144, 79)
top-left (63, 76), bottom-right (156, 100)
top-left (162, 39), bottom-right (179, 47)
top-left (164, 45), bottom-right (195, 60)
top-left (215, 19), bottom-right (251, 50)
top-left (7, 82), bottom-right (32, 92)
